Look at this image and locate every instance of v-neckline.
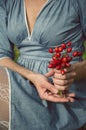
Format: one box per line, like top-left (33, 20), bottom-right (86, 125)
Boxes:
top-left (23, 0), bottom-right (49, 40)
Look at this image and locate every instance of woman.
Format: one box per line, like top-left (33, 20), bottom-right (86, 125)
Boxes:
top-left (0, 0), bottom-right (86, 130)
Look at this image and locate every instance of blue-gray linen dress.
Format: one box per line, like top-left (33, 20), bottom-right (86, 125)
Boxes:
top-left (0, 0), bottom-right (86, 130)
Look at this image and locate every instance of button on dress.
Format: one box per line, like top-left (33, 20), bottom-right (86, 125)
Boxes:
top-left (0, 0), bottom-right (86, 130)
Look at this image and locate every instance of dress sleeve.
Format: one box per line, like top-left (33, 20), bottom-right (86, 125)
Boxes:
top-left (75, 0), bottom-right (86, 39)
top-left (0, 0), bottom-right (14, 60)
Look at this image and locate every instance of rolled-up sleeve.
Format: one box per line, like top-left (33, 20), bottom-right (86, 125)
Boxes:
top-left (0, 0), bottom-right (14, 60)
top-left (75, 0), bottom-right (86, 39)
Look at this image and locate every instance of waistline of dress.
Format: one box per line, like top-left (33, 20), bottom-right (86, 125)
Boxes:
top-left (18, 53), bottom-right (83, 62)
top-left (18, 54), bottom-right (52, 61)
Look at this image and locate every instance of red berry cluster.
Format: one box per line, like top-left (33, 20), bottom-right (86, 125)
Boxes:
top-left (48, 42), bottom-right (83, 75)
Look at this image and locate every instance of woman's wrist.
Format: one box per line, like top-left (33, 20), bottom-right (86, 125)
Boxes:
top-left (26, 70), bottom-right (38, 83)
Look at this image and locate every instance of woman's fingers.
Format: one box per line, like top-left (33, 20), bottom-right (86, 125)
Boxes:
top-left (53, 77), bottom-right (74, 86)
top-left (66, 93), bottom-right (75, 102)
top-left (45, 69), bottom-right (54, 77)
top-left (54, 71), bottom-right (76, 80)
top-left (54, 65), bottom-right (76, 74)
top-left (67, 93), bottom-right (75, 97)
top-left (45, 82), bottom-right (58, 94)
top-left (37, 82), bottom-right (75, 103)
top-left (54, 84), bottom-right (69, 91)
top-left (53, 68), bottom-right (76, 91)
top-left (41, 92), bottom-right (70, 102)
top-left (53, 76), bottom-right (73, 91)
top-left (52, 92), bottom-right (75, 102)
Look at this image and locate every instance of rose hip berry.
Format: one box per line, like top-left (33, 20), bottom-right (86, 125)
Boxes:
top-left (61, 43), bottom-right (66, 49)
top-left (61, 63), bottom-right (66, 68)
top-left (56, 65), bottom-right (61, 70)
top-left (48, 63), bottom-right (53, 68)
top-left (67, 57), bottom-right (72, 62)
top-left (56, 53), bottom-right (61, 58)
top-left (67, 42), bottom-right (72, 46)
top-left (61, 70), bottom-right (65, 75)
top-left (62, 57), bottom-right (67, 63)
top-left (54, 47), bottom-right (59, 53)
top-left (48, 48), bottom-right (53, 53)
top-left (77, 52), bottom-right (83, 56)
top-left (58, 47), bottom-right (63, 52)
top-left (73, 51), bottom-right (78, 57)
top-left (67, 48), bottom-right (72, 53)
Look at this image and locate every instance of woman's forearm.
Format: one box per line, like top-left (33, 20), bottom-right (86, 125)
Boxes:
top-left (74, 59), bottom-right (86, 81)
top-left (0, 57), bottom-right (36, 82)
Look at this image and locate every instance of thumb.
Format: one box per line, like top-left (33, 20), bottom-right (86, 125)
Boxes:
top-left (45, 69), bottom-right (54, 78)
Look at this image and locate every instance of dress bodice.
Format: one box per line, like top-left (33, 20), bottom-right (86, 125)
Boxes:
top-left (6, 0), bottom-right (85, 54)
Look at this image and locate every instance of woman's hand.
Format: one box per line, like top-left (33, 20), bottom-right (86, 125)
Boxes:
top-left (53, 60), bottom-right (86, 90)
top-left (45, 68), bottom-right (76, 92)
top-left (53, 67), bottom-right (76, 92)
top-left (30, 73), bottom-right (75, 102)
top-left (45, 60), bottom-right (86, 102)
